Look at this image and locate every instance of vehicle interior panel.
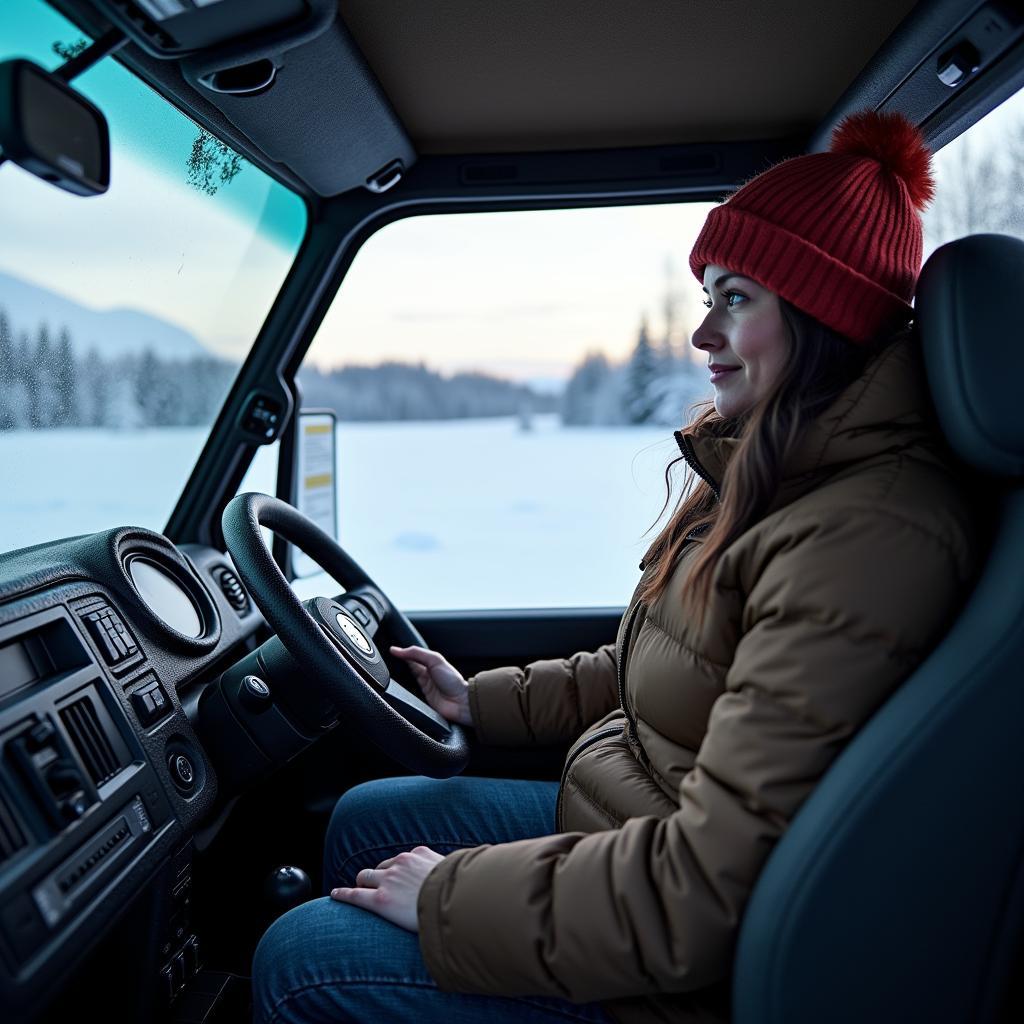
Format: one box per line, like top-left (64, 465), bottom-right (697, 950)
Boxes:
top-left (2, 0), bottom-right (1024, 1021)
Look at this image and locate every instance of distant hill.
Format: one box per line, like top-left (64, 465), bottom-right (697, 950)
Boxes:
top-left (0, 270), bottom-right (210, 360)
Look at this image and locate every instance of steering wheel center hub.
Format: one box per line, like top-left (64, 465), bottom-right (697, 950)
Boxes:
top-left (302, 595), bottom-right (391, 692)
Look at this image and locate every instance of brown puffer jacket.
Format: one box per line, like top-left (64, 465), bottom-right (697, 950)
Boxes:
top-left (416, 330), bottom-right (981, 1023)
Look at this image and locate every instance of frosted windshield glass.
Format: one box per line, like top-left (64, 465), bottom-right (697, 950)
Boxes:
top-left (0, 0), bottom-right (306, 555)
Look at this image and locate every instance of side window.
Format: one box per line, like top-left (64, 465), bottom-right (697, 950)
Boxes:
top-left (242, 93), bottom-right (1024, 614)
top-left (283, 204), bottom-right (718, 611)
top-left (922, 84), bottom-right (1024, 254)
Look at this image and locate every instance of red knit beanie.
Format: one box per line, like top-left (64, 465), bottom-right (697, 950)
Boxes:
top-left (688, 109), bottom-right (937, 344)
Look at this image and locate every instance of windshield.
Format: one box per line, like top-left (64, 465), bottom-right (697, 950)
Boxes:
top-left (0, 0), bottom-right (307, 554)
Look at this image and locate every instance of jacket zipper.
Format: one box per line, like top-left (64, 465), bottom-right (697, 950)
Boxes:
top-left (616, 599), bottom-right (644, 751)
top-left (674, 429), bottom-right (721, 502)
top-left (554, 722), bottom-right (626, 829)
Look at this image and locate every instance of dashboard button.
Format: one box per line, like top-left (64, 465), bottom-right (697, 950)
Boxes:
top-left (239, 674), bottom-right (273, 713)
top-left (131, 680), bottom-right (171, 726)
top-left (169, 754), bottom-right (195, 790)
top-left (28, 719), bottom-right (56, 751)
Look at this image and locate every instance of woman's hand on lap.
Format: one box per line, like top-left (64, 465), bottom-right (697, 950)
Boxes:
top-left (330, 846), bottom-right (445, 932)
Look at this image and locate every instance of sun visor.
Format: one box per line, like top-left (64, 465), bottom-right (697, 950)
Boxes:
top-left (179, 15), bottom-right (416, 196)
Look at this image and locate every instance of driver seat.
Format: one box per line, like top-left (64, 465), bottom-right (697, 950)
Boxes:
top-left (732, 233), bottom-right (1024, 1023)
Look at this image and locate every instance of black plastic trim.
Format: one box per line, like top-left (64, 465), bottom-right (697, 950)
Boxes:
top-left (809, 0), bottom-right (1024, 152)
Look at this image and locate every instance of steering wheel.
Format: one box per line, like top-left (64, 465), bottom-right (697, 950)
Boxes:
top-left (221, 492), bottom-right (469, 778)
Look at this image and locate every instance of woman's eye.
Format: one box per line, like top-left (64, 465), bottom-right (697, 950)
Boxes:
top-left (702, 290), bottom-right (746, 309)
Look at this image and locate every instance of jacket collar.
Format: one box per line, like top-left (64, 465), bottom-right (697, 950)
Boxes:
top-left (679, 330), bottom-right (944, 513)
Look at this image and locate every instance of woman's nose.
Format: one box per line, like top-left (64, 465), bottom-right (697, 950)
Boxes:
top-left (690, 316), bottom-right (719, 354)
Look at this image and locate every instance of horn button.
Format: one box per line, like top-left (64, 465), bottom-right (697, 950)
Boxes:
top-left (306, 596), bottom-right (390, 690)
top-left (336, 611), bottom-right (373, 654)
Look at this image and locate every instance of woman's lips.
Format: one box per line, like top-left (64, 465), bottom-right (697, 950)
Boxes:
top-left (710, 366), bottom-right (740, 382)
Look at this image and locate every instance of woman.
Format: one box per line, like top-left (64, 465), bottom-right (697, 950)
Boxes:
top-left (253, 109), bottom-right (980, 1024)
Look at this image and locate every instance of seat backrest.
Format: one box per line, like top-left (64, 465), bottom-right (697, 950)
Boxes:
top-left (733, 233), bottom-right (1024, 1024)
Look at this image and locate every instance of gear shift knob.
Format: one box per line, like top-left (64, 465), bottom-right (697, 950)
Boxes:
top-left (263, 865), bottom-right (312, 915)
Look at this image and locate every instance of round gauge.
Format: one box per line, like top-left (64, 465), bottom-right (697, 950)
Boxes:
top-left (127, 557), bottom-right (203, 638)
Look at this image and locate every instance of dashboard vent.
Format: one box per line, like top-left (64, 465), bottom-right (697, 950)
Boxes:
top-left (215, 567), bottom-right (250, 615)
top-left (60, 697), bottom-right (122, 788)
top-left (0, 789), bottom-right (27, 864)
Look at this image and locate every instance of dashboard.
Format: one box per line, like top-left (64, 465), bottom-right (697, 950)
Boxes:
top-left (0, 525), bottom-right (266, 1019)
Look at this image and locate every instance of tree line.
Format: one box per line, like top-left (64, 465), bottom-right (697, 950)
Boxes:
top-left (296, 361), bottom-right (558, 421)
top-left (0, 309), bottom-right (562, 430)
top-left (0, 310), bottom-right (236, 430)
top-left (0, 306), bottom-right (706, 432)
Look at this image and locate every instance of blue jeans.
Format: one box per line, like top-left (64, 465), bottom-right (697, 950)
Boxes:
top-left (252, 775), bottom-right (615, 1023)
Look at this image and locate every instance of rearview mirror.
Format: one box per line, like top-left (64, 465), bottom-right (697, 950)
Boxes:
top-left (0, 59), bottom-right (110, 196)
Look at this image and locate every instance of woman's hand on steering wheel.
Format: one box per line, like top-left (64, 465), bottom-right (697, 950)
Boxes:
top-left (389, 645), bottom-right (472, 727)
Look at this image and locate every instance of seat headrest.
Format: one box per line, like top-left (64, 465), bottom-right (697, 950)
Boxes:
top-left (915, 233), bottom-right (1024, 479)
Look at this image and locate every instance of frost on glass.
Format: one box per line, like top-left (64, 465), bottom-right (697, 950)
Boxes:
top-left (0, 0), bottom-right (306, 553)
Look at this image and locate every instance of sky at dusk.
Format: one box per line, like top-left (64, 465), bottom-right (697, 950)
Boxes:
top-left (303, 202), bottom-right (718, 382)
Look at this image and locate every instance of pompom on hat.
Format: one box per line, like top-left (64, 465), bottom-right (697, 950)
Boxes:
top-left (688, 109), bottom-right (937, 344)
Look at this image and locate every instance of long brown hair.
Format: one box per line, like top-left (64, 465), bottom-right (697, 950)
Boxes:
top-left (637, 298), bottom-right (910, 630)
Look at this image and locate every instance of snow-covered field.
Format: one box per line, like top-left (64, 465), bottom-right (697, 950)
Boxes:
top-left (2, 415), bottom-right (689, 610)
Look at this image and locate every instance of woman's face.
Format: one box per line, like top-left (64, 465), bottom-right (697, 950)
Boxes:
top-left (690, 264), bottom-right (791, 419)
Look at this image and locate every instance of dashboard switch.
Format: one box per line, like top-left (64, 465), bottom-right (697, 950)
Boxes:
top-left (130, 679), bottom-right (171, 727)
top-left (82, 605), bottom-right (139, 667)
top-left (241, 393), bottom-right (283, 440)
top-left (28, 719), bottom-right (56, 751)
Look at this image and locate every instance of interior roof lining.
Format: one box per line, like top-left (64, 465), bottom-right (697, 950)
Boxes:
top-left (40, 0), bottom-right (1013, 205)
top-left (335, 0), bottom-right (920, 155)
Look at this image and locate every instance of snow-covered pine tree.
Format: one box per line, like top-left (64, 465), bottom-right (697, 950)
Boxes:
top-left (561, 350), bottom-right (611, 425)
top-left (33, 323), bottom-right (61, 428)
top-left (52, 327), bottom-right (80, 428)
top-left (0, 309), bottom-right (21, 430)
top-left (624, 315), bottom-right (659, 424)
top-left (80, 348), bottom-right (110, 427)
